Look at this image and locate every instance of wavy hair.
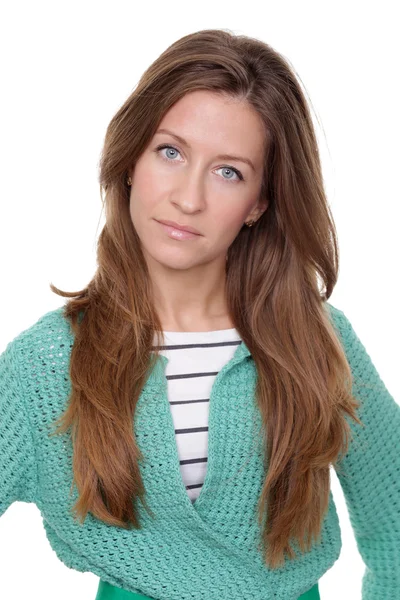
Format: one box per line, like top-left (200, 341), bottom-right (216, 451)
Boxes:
top-left (49, 28), bottom-right (362, 569)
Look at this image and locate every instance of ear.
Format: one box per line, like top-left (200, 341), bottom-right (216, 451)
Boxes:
top-left (246, 197), bottom-right (268, 222)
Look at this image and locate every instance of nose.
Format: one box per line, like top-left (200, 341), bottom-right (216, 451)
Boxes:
top-left (171, 166), bottom-right (206, 214)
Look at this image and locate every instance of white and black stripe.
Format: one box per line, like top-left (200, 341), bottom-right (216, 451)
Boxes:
top-left (152, 328), bottom-right (242, 503)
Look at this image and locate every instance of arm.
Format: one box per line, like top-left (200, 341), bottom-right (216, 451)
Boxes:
top-left (330, 306), bottom-right (400, 599)
top-left (0, 338), bottom-right (38, 517)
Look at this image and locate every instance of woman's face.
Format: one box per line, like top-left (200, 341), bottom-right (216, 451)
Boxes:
top-left (128, 90), bottom-right (267, 271)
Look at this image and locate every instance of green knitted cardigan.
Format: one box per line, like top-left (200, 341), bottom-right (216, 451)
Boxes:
top-left (1, 302), bottom-right (399, 599)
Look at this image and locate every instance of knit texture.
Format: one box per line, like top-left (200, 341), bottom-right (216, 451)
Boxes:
top-left (0, 303), bottom-right (399, 599)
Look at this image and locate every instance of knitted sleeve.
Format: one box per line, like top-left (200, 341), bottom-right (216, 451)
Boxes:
top-left (330, 307), bottom-right (400, 598)
top-left (0, 338), bottom-right (38, 517)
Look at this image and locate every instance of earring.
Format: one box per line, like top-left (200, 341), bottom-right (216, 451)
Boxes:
top-left (127, 176), bottom-right (132, 186)
top-left (245, 219), bottom-right (256, 227)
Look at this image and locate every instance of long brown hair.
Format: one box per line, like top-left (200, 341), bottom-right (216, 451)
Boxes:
top-left (49, 28), bottom-right (362, 569)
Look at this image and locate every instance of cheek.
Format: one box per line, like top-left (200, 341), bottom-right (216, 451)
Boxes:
top-left (129, 168), bottom-right (160, 219)
top-left (134, 150), bottom-right (167, 196)
top-left (214, 202), bottom-right (249, 232)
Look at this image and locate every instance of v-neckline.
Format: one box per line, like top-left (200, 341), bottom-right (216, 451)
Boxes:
top-left (152, 339), bottom-right (252, 515)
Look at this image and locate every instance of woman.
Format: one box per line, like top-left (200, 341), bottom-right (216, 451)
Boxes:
top-left (1, 29), bottom-right (399, 600)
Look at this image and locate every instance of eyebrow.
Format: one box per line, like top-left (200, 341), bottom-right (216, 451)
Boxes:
top-left (155, 128), bottom-right (256, 172)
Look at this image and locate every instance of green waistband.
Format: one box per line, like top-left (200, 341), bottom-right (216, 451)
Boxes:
top-left (95, 579), bottom-right (320, 599)
top-left (96, 581), bottom-right (151, 600)
top-left (298, 583), bottom-right (320, 599)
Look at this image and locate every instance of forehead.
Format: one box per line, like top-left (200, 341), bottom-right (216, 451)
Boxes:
top-left (156, 90), bottom-right (267, 166)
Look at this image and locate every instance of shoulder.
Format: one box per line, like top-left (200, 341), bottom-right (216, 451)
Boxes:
top-left (1, 305), bottom-right (74, 364)
top-left (324, 300), bottom-right (351, 339)
top-left (324, 301), bottom-right (375, 377)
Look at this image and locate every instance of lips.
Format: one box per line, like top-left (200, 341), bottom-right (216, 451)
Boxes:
top-left (156, 219), bottom-right (201, 235)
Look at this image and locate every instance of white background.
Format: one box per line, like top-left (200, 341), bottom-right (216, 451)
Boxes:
top-left (0, 1), bottom-right (399, 599)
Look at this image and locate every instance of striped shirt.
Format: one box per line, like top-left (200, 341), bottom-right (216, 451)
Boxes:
top-left (153, 327), bottom-right (242, 503)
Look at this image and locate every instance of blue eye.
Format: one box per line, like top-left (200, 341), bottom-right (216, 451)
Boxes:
top-left (157, 145), bottom-right (180, 161)
top-left (154, 144), bottom-right (244, 183)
